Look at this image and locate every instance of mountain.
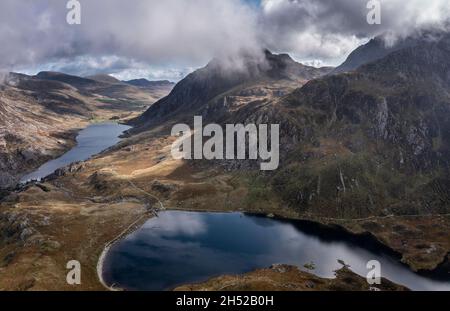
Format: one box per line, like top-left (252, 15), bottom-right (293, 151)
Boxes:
top-left (126, 34), bottom-right (450, 270)
top-left (333, 30), bottom-right (448, 73)
top-left (124, 79), bottom-right (176, 100)
top-left (86, 74), bottom-right (122, 84)
top-left (2, 36), bottom-right (449, 291)
top-left (131, 50), bottom-right (333, 131)
top-left (35, 71), bottom-right (99, 88)
top-left (125, 79), bottom-right (174, 88)
top-left (271, 33), bottom-right (450, 219)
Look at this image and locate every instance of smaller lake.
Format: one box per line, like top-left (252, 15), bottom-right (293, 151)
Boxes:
top-left (102, 211), bottom-right (450, 291)
top-left (20, 122), bottom-right (131, 183)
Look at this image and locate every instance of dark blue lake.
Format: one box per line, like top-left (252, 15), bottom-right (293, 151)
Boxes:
top-left (20, 122), bottom-right (130, 183)
top-left (102, 211), bottom-right (450, 291)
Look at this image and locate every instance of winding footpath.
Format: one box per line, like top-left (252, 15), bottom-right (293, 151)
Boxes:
top-left (96, 177), bottom-right (166, 291)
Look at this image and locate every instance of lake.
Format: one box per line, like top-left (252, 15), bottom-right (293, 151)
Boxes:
top-left (20, 122), bottom-right (131, 183)
top-left (101, 211), bottom-right (450, 291)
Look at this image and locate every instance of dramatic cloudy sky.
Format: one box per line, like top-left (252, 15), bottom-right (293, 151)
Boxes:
top-left (1, 0), bottom-right (449, 81)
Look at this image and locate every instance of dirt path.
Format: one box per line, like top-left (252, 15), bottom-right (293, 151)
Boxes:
top-left (96, 175), bottom-right (166, 291)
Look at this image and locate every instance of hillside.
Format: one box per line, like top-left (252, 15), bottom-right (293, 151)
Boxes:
top-left (333, 29), bottom-right (448, 74)
top-left (131, 50), bottom-right (332, 130)
top-left (126, 37), bottom-right (450, 270)
top-left (272, 33), bottom-right (450, 217)
top-left (0, 72), bottom-right (173, 190)
top-left (0, 39), bottom-right (449, 291)
top-left (125, 78), bottom-right (174, 88)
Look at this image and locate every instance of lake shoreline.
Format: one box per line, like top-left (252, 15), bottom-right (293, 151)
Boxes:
top-left (18, 121), bottom-right (131, 184)
top-left (2, 122), bottom-right (447, 291)
top-left (98, 209), bottom-right (450, 291)
top-left (148, 207), bottom-right (450, 279)
top-left (174, 264), bottom-right (410, 291)
top-left (2, 127), bottom-right (82, 191)
top-left (97, 212), bottom-right (153, 291)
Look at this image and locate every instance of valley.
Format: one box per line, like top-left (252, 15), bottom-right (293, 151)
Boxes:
top-left (0, 72), bottom-right (173, 190)
top-left (0, 35), bottom-right (449, 291)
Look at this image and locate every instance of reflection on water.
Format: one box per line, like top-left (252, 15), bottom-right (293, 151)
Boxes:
top-left (102, 211), bottom-right (450, 291)
top-left (20, 122), bottom-right (131, 183)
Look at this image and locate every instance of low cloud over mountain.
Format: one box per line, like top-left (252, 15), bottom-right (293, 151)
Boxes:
top-left (1, 0), bottom-right (449, 78)
top-left (259, 0), bottom-right (450, 64)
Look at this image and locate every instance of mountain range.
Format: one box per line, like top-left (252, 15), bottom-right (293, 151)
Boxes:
top-left (126, 32), bottom-right (450, 271)
top-left (132, 33), bottom-right (450, 219)
top-left (0, 30), bottom-right (449, 290)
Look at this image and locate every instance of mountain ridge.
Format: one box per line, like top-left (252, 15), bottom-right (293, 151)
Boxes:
top-left (130, 50), bottom-right (333, 131)
top-left (333, 30), bottom-right (450, 74)
top-left (125, 78), bottom-right (175, 88)
top-left (1, 32), bottom-right (450, 292)
top-left (157, 33), bottom-right (450, 269)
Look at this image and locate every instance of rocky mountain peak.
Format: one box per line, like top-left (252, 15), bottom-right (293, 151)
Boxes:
top-left (333, 28), bottom-right (450, 74)
top-left (132, 50), bottom-right (333, 130)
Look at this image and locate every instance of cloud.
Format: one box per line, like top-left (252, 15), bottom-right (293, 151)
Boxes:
top-left (110, 66), bottom-right (195, 82)
top-left (17, 55), bottom-right (193, 81)
top-left (142, 212), bottom-right (207, 237)
top-left (259, 0), bottom-right (450, 64)
top-left (1, 0), bottom-right (450, 77)
top-left (0, 0), bottom-right (261, 73)
top-left (0, 72), bottom-right (8, 85)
